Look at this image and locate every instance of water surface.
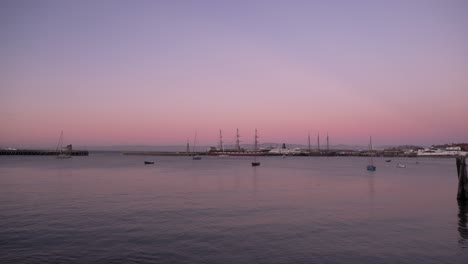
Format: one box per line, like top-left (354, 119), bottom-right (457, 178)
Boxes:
top-left (1, 154), bottom-right (467, 263)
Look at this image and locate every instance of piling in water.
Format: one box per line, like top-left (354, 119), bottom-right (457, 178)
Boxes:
top-left (456, 156), bottom-right (468, 200)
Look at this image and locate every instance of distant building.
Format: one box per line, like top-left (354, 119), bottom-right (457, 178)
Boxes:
top-left (418, 146), bottom-right (467, 157)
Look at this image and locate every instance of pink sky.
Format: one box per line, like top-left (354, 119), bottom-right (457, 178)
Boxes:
top-left (1, 1), bottom-right (467, 148)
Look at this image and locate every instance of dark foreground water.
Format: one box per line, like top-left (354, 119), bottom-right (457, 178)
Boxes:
top-left (1, 153), bottom-right (467, 264)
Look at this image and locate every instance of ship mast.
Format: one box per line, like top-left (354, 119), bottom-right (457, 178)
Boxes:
top-left (308, 132), bottom-right (311, 154)
top-left (317, 132), bottom-right (320, 152)
top-left (56, 130), bottom-right (64, 154)
top-left (186, 138), bottom-right (190, 153)
top-left (326, 132), bottom-right (329, 153)
top-left (219, 129), bottom-right (224, 152)
top-left (236, 128), bottom-right (241, 151)
top-left (254, 129), bottom-right (258, 150)
top-left (369, 136), bottom-right (374, 165)
top-left (192, 132), bottom-right (197, 154)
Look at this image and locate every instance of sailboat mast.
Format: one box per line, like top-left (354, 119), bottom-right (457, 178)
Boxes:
top-left (327, 132), bottom-right (329, 153)
top-left (254, 129), bottom-right (258, 150)
top-left (192, 132), bottom-right (197, 154)
top-left (317, 133), bottom-right (320, 152)
top-left (253, 129), bottom-right (259, 163)
top-left (56, 130), bottom-right (63, 153)
top-left (236, 128), bottom-right (241, 151)
top-left (186, 138), bottom-right (190, 153)
top-left (308, 133), bottom-right (311, 153)
top-left (219, 130), bottom-right (224, 151)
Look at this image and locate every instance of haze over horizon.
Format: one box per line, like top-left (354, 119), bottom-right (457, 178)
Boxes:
top-left (1, 0), bottom-right (467, 147)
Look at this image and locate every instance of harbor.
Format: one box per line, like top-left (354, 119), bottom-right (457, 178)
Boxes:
top-left (2, 143), bottom-right (466, 158)
top-left (120, 147), bottom-right (467, 157)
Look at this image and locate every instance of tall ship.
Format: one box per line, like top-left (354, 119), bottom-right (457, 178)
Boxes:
top-left (207, 129), bottom-right (269, 156)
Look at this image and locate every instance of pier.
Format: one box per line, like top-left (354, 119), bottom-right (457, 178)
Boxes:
top-left (123, 151), bottom-right (199, 156)
top-left (457, 156), bottom-right (468, 200)
top-left (0, 149), bottom-right (89, 156)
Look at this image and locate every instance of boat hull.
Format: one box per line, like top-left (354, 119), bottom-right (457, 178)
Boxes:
top-left (208, 152), bottom-right (267, 157)
top-left (367, 165), bottom-right (376, 171)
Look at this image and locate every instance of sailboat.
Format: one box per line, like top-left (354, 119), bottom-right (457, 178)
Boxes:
top-left (56, 131), bottom-right (72, 159)
top-left (251, 129), bottom-right (261, 166)
top-left (192, 132), bottom-right (202, 160)
top-left (367, 136), bottom-right (376, 171)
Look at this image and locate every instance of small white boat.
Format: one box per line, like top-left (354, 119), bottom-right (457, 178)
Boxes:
top-left (56, 131), bottom-right (72, 159)
top-left (192, 132), bottom-right (202, 160)
top-left (396, 163), bottom-right (406, 168)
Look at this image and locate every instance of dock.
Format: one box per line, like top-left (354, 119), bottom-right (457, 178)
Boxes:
top-left (122, 151), bottom-right (199, 156)
top-left (457, 156), bottom-right (468, 201)
top-left (0, 149), bottom-right (89, 156)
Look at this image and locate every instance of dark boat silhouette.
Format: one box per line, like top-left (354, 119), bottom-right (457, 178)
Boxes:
top-left (251, 161), bottom-right (260, 166)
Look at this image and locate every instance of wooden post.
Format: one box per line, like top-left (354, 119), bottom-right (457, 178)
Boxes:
top-left (456, 156), bottom-right (468, 200)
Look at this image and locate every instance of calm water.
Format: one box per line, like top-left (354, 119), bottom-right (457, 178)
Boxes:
top-left (1, 153), bottom-right (467, 264)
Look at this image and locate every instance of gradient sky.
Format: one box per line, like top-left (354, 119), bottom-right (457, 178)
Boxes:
top-left (1, 0), bottom-right (467, 147)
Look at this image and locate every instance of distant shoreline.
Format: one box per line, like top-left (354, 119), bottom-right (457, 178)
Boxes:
top-left (1, 149), bottom-right (466, 158)
top-left (0, 149), bottom-right (89, 156)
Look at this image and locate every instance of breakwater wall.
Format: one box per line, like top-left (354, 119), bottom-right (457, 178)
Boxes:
top-left (0, 150), bottom-right (89, 156)
top-left (123, 152), bottom-right (197, 156)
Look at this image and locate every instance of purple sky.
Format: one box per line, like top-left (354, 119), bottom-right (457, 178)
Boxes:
top-left (1, 0), bottom-right (467, 147)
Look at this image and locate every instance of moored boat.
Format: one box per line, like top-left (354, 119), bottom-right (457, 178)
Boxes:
top-left (208, 150), bottom-right (268, 156)
top-left (192, 132), bottom-right (202, 160)
top-left (251, 129), bottom-right (261, 167)
top-left (208, 128), bottom-right (269, 156)
top-left (56, 131), bottom-right (72, 159)
top-left (367, 136), bottom-right (376, 171)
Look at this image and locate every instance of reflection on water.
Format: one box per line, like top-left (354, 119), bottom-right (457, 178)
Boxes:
top-left (367, 173), bottom-right (375, 200)
top-left (251, 167), bottom-right (258, 193)
top-left (367, 173), bottom-right (375, 218)
top-left (458, 200), bottom-right (468, 247)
